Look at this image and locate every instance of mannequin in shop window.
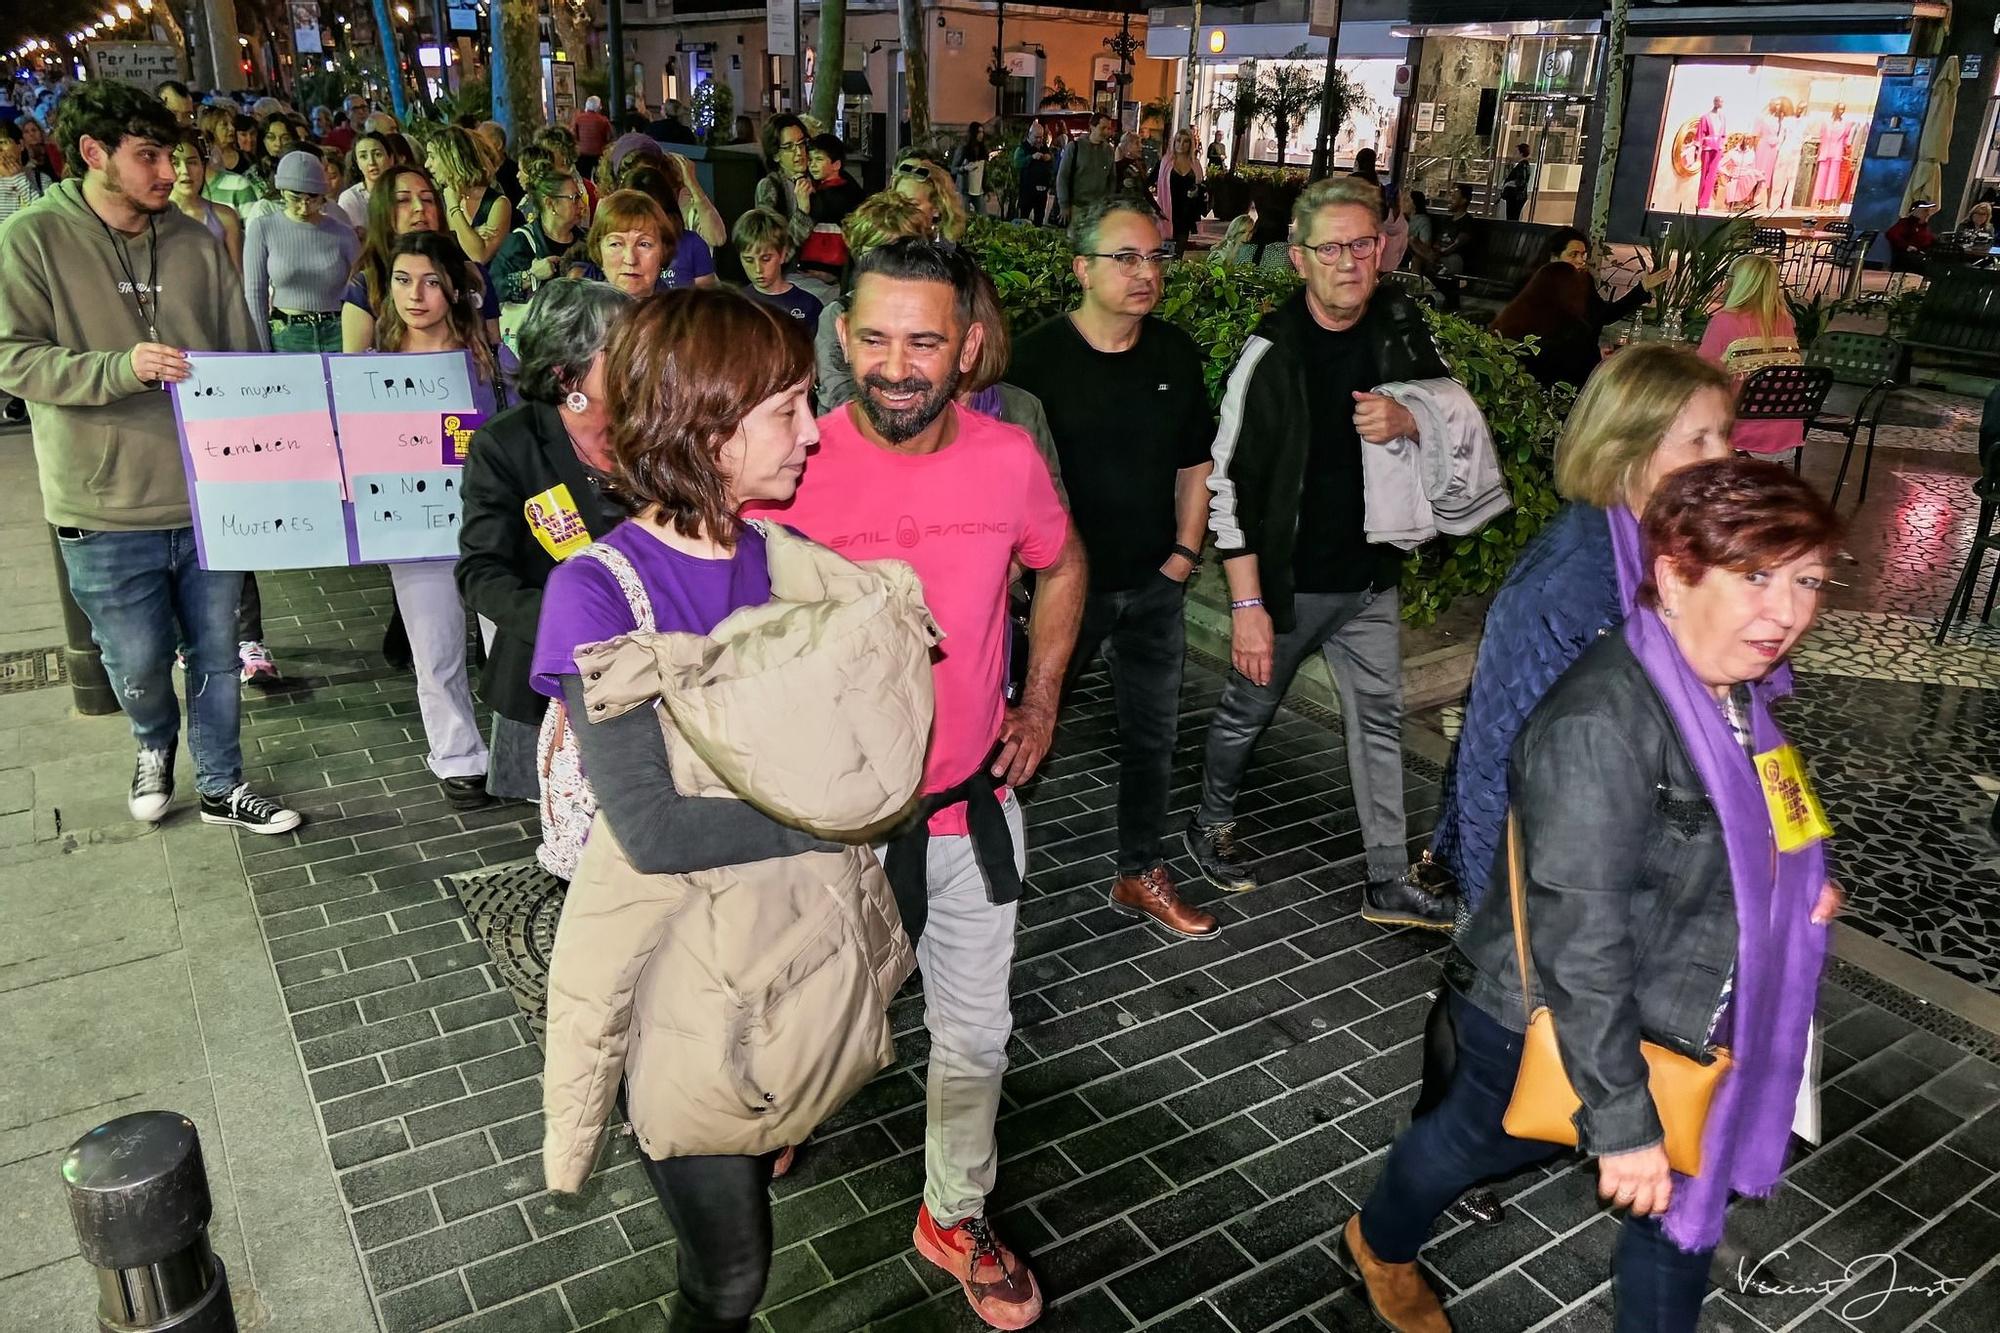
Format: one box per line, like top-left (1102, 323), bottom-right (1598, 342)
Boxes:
top-left (1721, 136), bottom-right (1764, 210)
top-left (1814, 104), bottom-right (1855, 206)
top-left (1697, 96), bottom-right (1728, 210)
top-left (1753, 99), bottom-right (1792, 211)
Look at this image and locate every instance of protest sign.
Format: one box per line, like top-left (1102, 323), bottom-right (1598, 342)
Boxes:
top-left (328, 352), bottom-right (489, 563)
top-left (173, 353), bottom-right (349, 570)
top-left (172, 350), bottom-right (491, 569)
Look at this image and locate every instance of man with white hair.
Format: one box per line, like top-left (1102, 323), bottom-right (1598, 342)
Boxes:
top-left (1187, 174), bottom-right (1478, 931)
top-left (572, 94), bottom-right (612, 177)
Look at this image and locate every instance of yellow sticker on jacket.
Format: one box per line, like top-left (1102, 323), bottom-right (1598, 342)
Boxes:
top-left (1756, 744), bottom-right (1833, 853)
top-left (525, 484), bottom-right (591, 561)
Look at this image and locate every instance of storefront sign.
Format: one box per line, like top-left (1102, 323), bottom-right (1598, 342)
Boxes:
top-left (1880, 56), bottom-right (1914, 76)
top-left (85, 41), bottom-right (185, 88)
top-left (766, 0), bottom-right (795, 62)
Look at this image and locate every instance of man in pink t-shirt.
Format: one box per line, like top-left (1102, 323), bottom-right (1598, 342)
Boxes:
top-left (753, 239), bottom-right (1083, 1330)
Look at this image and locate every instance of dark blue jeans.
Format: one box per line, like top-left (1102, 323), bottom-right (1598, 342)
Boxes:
top-left (56, 526), bottom-right (245, 798)
top-left (1360, 990), bottom-right (1716, 1333)
top-left (1065, 573), bottom-right (1187, 874)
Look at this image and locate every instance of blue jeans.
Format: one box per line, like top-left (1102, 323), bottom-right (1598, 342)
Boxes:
top-left (57, 526), bottom-right (245, 798)
top-left (1360, 990), bottom-right (1716, 1333)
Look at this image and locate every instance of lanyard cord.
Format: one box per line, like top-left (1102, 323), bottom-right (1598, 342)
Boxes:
top-left (88, 202), bottom-right (160, 342)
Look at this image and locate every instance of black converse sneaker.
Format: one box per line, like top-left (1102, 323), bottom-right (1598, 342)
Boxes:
top-left (129, 747), bottom-right (175, 823)
top-left (200, 783), bottom-right (303, 834)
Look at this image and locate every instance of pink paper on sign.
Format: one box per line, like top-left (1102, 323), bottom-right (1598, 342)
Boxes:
top-left (338, 411), bottom-right (453, 483)
top-left (183, 409), bottom-right (342, 485)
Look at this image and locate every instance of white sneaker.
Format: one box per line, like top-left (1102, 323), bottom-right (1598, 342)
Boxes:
top-left (130, 748), bottom-right (174, 822)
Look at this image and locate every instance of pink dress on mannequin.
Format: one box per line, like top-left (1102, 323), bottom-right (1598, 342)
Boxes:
top-left (1814, 116), bottom-right (1851, 205)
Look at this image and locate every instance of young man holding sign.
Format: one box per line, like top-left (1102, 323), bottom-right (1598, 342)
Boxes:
top-left (0, 80), bottom-right (301, 834)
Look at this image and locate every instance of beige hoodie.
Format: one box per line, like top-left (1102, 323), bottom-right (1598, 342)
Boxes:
top-left (0, 178), bottom-right (262, 530)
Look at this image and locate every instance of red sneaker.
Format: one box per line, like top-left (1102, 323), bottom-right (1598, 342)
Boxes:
top-left (912, 1204), bottom-right (1043, 1329)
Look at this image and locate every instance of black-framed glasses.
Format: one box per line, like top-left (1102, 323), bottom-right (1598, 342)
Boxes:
top-left (895, 159), bottom-right (931, 177)
top-left (1084, 249), bottom-right (1172, 273)
top-left (1295, 235), bottom-right (1381, 265)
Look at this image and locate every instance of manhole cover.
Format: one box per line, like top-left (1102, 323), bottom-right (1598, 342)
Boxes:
top-left (0, 648), bottom-right (66, 694)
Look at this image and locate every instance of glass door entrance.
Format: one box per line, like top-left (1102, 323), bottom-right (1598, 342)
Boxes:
top-left (1491, 96), bottom-right (1589, 224)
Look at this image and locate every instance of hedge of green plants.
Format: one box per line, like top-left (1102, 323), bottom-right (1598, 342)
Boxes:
top-left (965, 217), bottom-right (1570, 627)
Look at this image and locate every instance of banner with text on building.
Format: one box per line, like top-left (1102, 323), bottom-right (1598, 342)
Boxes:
top-left (171, 351), bottom-right (490, 571)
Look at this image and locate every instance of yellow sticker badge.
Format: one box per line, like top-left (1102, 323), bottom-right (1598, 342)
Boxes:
top-left (1756, 744), bottom-right (1834, 853)
top-left (525, 484), bottom-right (592, 561)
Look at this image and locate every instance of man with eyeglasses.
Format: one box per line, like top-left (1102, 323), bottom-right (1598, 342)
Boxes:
top-left (1008, 197), bottom-right (1220, 941)
top-left (1188, 175), bottom-right (1474, 931)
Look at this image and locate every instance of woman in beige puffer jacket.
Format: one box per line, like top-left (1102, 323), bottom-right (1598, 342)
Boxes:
top-left (531, 290), bottom-right (936, 1333)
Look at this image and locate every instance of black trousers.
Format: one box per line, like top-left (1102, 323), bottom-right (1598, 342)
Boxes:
top-left (640, 1151), bottom-right (778, 1333)
top-left (1064, 574), bottom-right (1187, 874)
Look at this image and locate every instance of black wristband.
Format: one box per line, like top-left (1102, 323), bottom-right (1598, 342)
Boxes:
top-left (1171, 543), bottom-right (1202, 565)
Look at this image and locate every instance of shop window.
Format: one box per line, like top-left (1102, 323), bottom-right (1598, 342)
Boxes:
top-left (1646, 58), bottom-right (1883, 218)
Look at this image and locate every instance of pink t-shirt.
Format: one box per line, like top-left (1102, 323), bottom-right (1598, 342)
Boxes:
top-left (1698, 307), bottom-right (1806, 457)
top-left (750, 403), bottom-right (1070, 833)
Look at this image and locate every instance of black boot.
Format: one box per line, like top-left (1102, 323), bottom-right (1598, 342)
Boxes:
top-left (1363, 868), bottom-right (1458, 932)
top-left (1184, 821), bottom-right (1259, 894)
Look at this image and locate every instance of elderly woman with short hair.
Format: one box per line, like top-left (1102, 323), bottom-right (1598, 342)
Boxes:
top-left (1407, 344), bottom-right (1737, 1225)
top-left (455, 279), bottom-right (632, 803)
top-left (1349, 456), bottom-right (1845, 1333)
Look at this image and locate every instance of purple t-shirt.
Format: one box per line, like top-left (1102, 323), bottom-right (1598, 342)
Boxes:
top-left (530, 520), bottom-right (772, 698)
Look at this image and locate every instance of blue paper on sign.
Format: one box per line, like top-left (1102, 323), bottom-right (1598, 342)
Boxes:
top-left (327, 352), bottom-right (476, 416)
top-left (352, 470), bottom-right (465, 562)
top-left (176, 353), bottom-right (331, 423)
top-left (193, 479), bottom-right (350, 570)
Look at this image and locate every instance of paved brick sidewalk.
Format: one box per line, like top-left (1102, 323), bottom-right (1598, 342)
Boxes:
top-left (227, 562), bottom-right (2000, 1333)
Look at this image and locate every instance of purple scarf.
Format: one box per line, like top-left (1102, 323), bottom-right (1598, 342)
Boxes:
top-left (1620, 603), bottom-right (1827, 1251)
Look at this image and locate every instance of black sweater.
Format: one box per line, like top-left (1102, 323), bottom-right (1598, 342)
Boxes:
top-left (454, 401), bottom-right (627, 723)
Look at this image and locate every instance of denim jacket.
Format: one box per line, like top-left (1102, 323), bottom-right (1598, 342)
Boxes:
top-left (1443, 632), bottom-right (1738, 1156)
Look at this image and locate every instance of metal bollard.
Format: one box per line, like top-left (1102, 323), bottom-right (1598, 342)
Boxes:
top-left (62, 1112), bottom-right (237, 1333)
top-left (48, 524), bottom-right (120, 717)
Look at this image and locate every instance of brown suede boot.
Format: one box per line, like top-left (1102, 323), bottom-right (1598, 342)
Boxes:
top-left (1341, 1215), bottom-right (1452, 1333)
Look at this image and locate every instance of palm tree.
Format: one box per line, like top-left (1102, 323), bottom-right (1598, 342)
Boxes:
top-left (1260, 51), bottom-right (1324, 170)
top-left (898, 0), bottom-right (930, 147)
top-left (1213, 74), bottom-right (1263, 170)
top-left (812, 0), bottom-right (846, 131)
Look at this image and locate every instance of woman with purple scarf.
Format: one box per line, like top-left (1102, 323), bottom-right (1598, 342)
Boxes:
top-left (1345, 457), bottom-right (1844, 1333)
top-left (1410, 343), bottom-right (1736, 1226)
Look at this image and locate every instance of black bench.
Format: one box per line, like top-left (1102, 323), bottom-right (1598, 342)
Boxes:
top-left (1449, 218), bottom-right (1564, 303)
top-left (1905, 264), bottom-right (2000, 373)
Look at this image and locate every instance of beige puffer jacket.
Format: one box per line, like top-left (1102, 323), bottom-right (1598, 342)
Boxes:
top-left (541, 522), bottom-right (937, 1192)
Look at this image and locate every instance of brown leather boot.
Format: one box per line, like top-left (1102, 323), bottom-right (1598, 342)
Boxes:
top-left (1341, 1215), bottom-right (1452, 1333)
top-left (1109, 865), bottom-right (1219, 939)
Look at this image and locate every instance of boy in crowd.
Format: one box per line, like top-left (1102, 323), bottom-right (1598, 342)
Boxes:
top-left (733, 207), bottom-right (824, 326)
top-left (798, 134), bottom-right (866, 282)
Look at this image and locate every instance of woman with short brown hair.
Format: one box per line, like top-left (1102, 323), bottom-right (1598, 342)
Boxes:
top-left (534, 289), bottom-right (931, 1331)
top-left (1349, 456), bottom-right (1844, 1333)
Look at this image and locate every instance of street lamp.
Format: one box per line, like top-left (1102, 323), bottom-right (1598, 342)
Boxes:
top-left (116, 4), bottom-right (134, 21)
